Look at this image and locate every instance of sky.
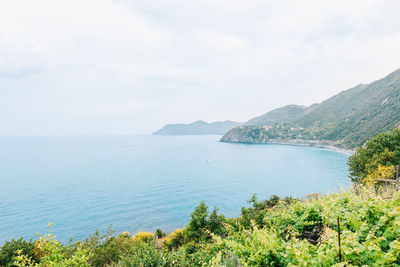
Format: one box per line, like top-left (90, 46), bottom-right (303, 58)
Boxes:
top-left (1, 0), bottom-right (400, 135)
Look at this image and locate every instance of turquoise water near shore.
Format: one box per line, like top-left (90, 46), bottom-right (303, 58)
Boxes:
top-left (0, 135), bottom-right (350, 243)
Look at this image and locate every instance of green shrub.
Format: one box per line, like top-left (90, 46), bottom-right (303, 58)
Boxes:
top-left (90, 235), bottom-right (131, 266)
top-left (155, 228), bottom-right (166, 239)
top-left (239, 194), bottom-right (294, 229)
top-left (185, 202), bottom-right (226, 243)
top-left (348, 128), bottom-right (400, 184)
top-left (119, 240), bottom-right (187, 266)
top-left (164, 229), bottom-right (185, 250)
top-left (132, 232), bottom-right (154, 243)
top-left (0, 238), bottom-right (35, 267)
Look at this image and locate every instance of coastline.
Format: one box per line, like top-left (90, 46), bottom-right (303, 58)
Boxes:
top-left (267, 140), bottom-right (354, 155)
top-left (220, 139), bottom-right (354, 155)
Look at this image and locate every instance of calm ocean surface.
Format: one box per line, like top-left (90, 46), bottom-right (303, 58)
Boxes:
top-left (0, 135), bottom-right (350, 243)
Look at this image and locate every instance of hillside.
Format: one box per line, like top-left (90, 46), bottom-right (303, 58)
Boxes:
top-left (221, 68), bottom-right (400, 149)
top-left (153, 120), bottom-right (241, 135)
top-left (244, 105), bottom-right (308, 126)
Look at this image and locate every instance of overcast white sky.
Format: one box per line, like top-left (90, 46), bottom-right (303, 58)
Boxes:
top-left (1, 0), bottom-right (400, 135)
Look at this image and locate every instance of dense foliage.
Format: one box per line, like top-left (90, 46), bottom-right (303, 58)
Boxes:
top-left (348, 129), bottom-right (400, 184)
top-left (2, 186), bottom-right (400, 266)
top-left (0, 239), bottom-right (36, 267)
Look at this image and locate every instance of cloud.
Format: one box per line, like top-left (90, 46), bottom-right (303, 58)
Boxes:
top-left (0, 0), bottom-right (400, 134)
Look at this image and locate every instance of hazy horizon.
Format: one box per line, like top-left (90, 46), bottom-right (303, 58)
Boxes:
top-left (1, 0), bottom-right (400, 135)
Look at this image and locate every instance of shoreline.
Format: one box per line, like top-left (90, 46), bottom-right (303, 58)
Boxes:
top-left (267, 140), bottom-right (354, 155)
top-left (220, 139), bottom-right (354, 155)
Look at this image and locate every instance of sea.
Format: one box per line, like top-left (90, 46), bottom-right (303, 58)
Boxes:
top-left (0, 135), bottom-right (350, 243)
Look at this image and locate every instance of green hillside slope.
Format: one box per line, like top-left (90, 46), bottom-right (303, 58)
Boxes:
top-left (244, 105), bottom-right (308, 126)
top-left (221, 68), bottom-right (400, 149)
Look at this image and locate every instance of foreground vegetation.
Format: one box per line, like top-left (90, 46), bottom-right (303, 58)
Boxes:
top-left (1, 186), bottom-right (400, 266)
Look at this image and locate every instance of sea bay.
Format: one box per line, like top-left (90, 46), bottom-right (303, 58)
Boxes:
top-left (0, 135), bottom-right (350, 243)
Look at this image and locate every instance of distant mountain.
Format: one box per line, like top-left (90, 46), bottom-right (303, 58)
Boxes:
top-left (153, 120), bottom-right (241, 135)
top-left (221, 68), bottom-right (400, 149)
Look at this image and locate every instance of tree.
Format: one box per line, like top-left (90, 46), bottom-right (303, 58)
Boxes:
top-left (185, 202), bottom-right (226, 242)
top-left (348, 129), bottom-right (400, 184)
top-left (207, 207), bottom-right (226, 236)
top-left (185, 201), bottom-right (208, 241)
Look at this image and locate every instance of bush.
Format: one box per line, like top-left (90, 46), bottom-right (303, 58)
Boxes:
top-left (0, 238), bottom-right (35, 267)
top-left (90, 235), bottom-right (132, 266)
top-left (155, 228), bottom-right (166, 239)
top-left (185, 202), bottom-right (226, 243)
top-left (119, 240), bottom-right (187, 266)
top-left (239, 194), bottom-right (292, 228)
top-left (132, 232), bottom-right (154, 243)
top-left (164, 229), bottom-right (185, 250)
top-left (348, 129), bottom-right (400, 184)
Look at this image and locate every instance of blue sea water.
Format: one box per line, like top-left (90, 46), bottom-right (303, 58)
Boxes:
top-left (0, 135), bottom-right (350, 243)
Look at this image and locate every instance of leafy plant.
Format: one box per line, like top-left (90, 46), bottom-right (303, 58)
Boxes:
top-left (0, 238), bottom-right (35, 267)
top-left (348, 129), bottom-right (400, 183)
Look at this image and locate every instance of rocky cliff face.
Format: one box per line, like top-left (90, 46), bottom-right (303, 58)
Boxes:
top-left (220, 126), bottom-right (270, 143)
top-left (220, 126), bottom-right (353, 155)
